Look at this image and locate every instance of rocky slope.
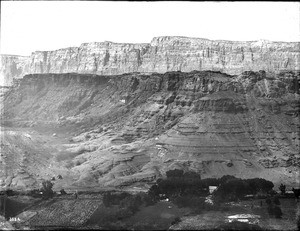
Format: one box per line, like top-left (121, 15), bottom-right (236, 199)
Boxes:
top-left (1, 36), bottom-right (299, 86)
top-left (1, 70), bottom-right (299, 190)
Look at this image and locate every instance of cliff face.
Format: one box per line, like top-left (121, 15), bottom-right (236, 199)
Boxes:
top-left (0, 55), bottom-right (30, 86)
top-left (1, 36), bottom-right (299, 86)
top-left (1, 70), bottom-right (299, 190)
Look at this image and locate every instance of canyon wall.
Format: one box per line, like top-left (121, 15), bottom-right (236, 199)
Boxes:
top-left (1, 36), bottom-right (299, 86)
top-left (1, 70), bottom-right (299, 189)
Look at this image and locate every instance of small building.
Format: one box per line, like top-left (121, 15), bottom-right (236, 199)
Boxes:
top-left (209, 186), bottom-right (218, 194)
top-left (226, 214), bottom-right (260, 225)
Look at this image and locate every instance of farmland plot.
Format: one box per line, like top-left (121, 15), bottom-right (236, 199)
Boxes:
top-left (28, 198), bottom-right (101, 228)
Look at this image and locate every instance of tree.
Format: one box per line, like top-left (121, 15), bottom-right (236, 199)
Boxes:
top-left (265, 197), bottom-right (275, 216)
top-left (148, 184), bottom-right (160, 200)
top-left (41, 180), bottom-right (54, 199)
top-left (274, 197), bottom-right (280, 205)
top-left (274, 206), bottom-right (283, 218)
top-left (215, 179), bottom-right (249, 201)
top-left (60, 189), bottom-right (67, 195)
top-left (103, 192), bottom-right (112, 207)
top-left (183, 171), bottom-right (201, 180)
top-left (166, 169), bottom-right (184, 178)
top-left (279, 184), bottom-right (286, 195)
top-left (220, 175), bottom-right (236, 185)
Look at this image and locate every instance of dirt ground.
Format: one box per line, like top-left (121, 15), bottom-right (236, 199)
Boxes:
top-left (170, 198), bottom-right (299, 230)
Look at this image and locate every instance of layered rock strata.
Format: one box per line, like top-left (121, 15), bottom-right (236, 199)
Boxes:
top-left (1, 36), bottom-right (299, 85)
top-left (1, 70), bottom-right (299, 189)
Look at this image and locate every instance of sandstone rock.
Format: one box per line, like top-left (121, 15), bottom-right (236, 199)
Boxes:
top-left (1, 36), bottom-right (299, 86)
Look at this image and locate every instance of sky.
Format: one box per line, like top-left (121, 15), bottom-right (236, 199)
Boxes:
top-left (1, 1), bottom-right (299, 56)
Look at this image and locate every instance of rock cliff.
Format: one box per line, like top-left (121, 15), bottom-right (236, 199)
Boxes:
top-left (1, 70), bottom-right (299, 190)
top-left (1, 36), bottom-right (299, 86)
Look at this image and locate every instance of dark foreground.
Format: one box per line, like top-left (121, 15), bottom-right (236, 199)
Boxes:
top-left (1, 191), bottom-right (299, 230)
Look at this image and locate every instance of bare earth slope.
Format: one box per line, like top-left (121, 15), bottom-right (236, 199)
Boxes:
top-left (1, 70), bottom-right (299, 190)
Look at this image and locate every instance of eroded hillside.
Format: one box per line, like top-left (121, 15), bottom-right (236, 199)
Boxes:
top-left (1, 70), bottom-right (299, 190)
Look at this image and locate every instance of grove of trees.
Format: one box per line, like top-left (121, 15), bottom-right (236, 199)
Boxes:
top-left (148, 170), bottom-right (275, 203)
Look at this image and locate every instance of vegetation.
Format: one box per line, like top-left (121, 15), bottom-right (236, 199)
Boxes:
top-left (214, 177), bottom-right (274, 201)
top-left (265, 196), bottom-right (283, 218)
top-left (279, 183), bottom-right (286, 195)
top-left (148, 170), bottom-right (275, 204)
top-left (148, 170), bottom-right (204, 199)
top-left (297, 204), bottom-right (300, 230)
top-left (102, 191), bottom-right (150, 218)
top-left (40, 180), bottom-right (54, 199)
top-left (4, 170), bottom-right (297, 230)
